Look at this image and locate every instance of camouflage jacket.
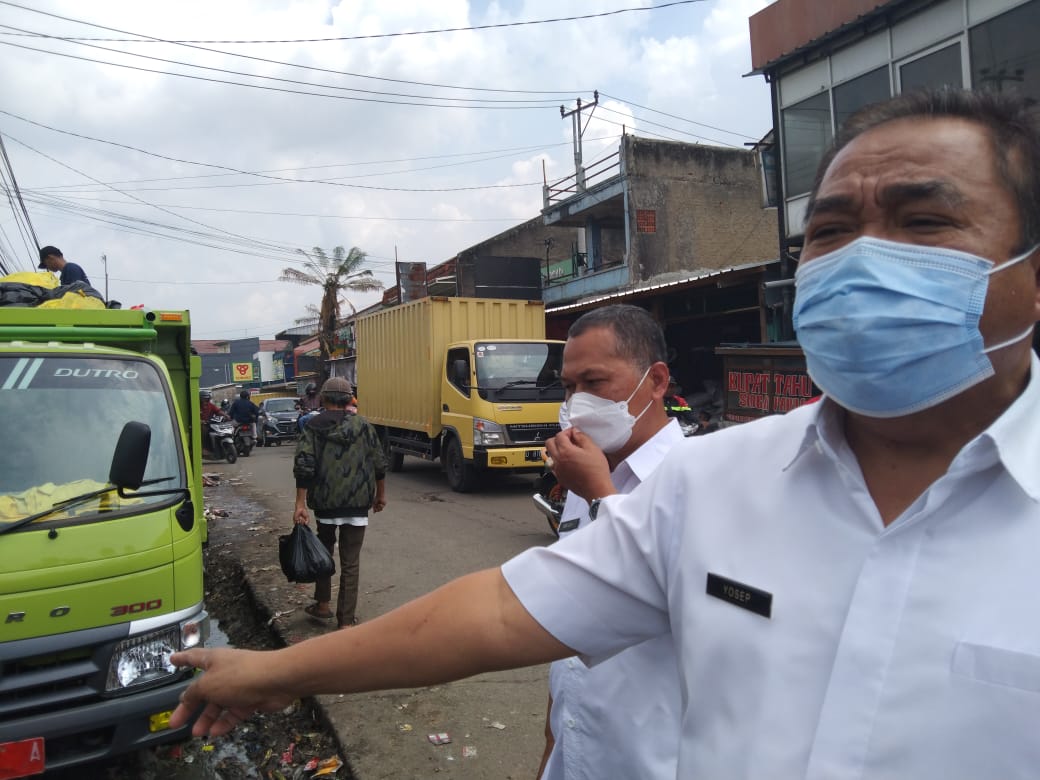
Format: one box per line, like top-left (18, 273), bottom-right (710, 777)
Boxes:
top-left (293, 410), bottom-right (387, 518)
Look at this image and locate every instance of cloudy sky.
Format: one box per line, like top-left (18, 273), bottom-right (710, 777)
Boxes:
top-left (0, 0), bottom-right (773, 341)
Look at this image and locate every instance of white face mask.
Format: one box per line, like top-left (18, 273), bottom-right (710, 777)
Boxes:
top-left (558, 367), bottom-right (653, 453)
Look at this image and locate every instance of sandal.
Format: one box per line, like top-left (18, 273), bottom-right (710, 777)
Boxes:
top-left (304, 604), bottom-right (334, 621)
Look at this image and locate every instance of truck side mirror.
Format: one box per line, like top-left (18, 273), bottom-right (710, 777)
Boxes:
top-left (109, 421), bottom-right (150, 490)
top-left (452, 359), bottom-right (470, 387)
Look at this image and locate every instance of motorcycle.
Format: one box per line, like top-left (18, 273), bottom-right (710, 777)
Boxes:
top-left (234, 421), bottom-right (256, 457)
top-left (206, 414), bottom-right (237, 464)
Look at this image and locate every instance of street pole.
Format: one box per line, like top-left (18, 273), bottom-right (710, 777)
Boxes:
top-left (101, 253), bottom-right (109, 301)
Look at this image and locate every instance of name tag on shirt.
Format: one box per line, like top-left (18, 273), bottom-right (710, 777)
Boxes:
top-left (706, 573), bottom-right (772, 619)
top-left (558, 518), bottom-right (580, 533)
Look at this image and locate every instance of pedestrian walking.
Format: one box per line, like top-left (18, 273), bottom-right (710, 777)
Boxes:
top-left (292, 377), bottom-right (387, 629)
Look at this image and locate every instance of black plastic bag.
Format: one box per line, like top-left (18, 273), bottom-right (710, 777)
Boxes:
top-left (278, 524), bottom-right (336, 583)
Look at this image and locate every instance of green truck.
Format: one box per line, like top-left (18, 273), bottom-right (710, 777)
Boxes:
top-left (0, 308), bottom-right (209, 776)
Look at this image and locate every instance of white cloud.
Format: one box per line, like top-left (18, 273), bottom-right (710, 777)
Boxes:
top-left (0, 0), bottom-right (775, 339)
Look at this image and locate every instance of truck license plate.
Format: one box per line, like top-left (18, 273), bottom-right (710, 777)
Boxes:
top-left (0, 737), bottom-right (44, 779)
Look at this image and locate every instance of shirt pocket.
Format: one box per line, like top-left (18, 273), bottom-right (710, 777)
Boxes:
top-left (951, 641), bottom-right (1040, 693)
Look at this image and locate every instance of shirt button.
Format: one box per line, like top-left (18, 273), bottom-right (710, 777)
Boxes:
top-left (567, 719), bottom-right (576, 729)
top-left (567, 659), bottom-right (575, 668)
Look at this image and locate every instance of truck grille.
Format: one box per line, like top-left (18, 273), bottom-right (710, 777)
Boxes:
top-left (0, 628), bottom-right (120, 721)
top-left (506, 423), bottom-right (560, 445)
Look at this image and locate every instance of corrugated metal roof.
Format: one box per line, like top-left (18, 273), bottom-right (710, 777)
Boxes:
top-left (545, 259), bottom-right (779, 314)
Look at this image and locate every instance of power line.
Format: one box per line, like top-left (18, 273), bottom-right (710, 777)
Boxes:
top-left (29, 136), bottom-right (600, 191)
top-left (0, 38), bottom-right (567, 110)
top-left (599, 91), bottom-right (761, 142)
top-left (0, 1), bottom-right (703, 44)
top-left (0, 132), bottom-right (40, 256)
top-left (0, 23), bottom-right (571, 107)
top-left (26, 194), bottom-right (521, 223)
top-left (0, 110), bottom-right (543, 193)
top-left (0, 2), bottom-right (586, 96)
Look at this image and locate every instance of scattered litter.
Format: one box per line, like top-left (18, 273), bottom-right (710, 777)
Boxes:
top-left (267, 609), bottom-right (295, 626)
top-left (398, 723), bottom-right (413, 732)
top-left (304, 758), bottom-right (320, 771)
top-left (167, 745), bottom-right (182, 759)
top-left (313, 757), bottom-right (344, 776)
top-left (201, 744), bottom-right (215, 752)
top-left (396, 703), bottom-right (409, 710)
top-left (202, 475), bottom-right (220, 487)
top-left (280, 741), bottom-right (295, 766)
top-left (184, 754), bottom-right (195, 764)
top-left (462, 746), bottom-right (478, 758)
top-left (428, 732), bottom-right (452, 745)
top-left (246, 525), bottom-right (263, 531)
top-left (487, 721), bottom-right (506, 730)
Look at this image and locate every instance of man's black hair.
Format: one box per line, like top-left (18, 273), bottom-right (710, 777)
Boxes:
top-left (808, 87), bottom-right (1040, 252)
top-left (567, 304), bottom-right (667, 371)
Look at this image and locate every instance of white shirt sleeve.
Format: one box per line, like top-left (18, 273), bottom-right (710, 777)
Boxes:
top-left (502, 463), bottom-right (680, 660)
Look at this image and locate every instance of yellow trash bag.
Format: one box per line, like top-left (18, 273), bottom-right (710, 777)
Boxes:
top-left (38, 289), bottom-right (106, 310)
top-left (1, 270), bottom-right (58, 288)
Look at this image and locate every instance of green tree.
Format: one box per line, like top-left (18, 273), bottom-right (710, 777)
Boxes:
top-left (280, 246), bottom-right (383, 385)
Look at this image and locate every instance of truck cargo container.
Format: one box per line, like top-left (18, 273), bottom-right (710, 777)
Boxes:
top-left (356, 296), bottom-right (564, 492)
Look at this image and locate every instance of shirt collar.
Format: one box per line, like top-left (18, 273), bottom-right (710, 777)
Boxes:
top-left (980, 351), bottom-right (1040, 501)
top-left (783, 355), bottom-right (1040, 502)
top-left (615, 418), bottom-right (686, 484)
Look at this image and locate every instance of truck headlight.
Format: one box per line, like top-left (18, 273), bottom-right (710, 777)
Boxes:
top-left (474, 418), bottom-right (505, 446)
top-left (106, 611), bottom-right (209, 692)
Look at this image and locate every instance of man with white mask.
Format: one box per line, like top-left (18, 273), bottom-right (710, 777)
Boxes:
top-left (535, 304), bottom-right (685, 780)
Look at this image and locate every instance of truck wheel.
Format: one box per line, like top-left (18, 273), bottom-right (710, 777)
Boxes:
top-left (379, 427), bottom-right (404, 472)
top-left (444, 437), bottom-right (477, 493)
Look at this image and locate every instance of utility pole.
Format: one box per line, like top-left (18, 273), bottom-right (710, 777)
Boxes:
top-left (101, 253), bottom-right (109, 301)
top-left (560, 90), bottom-right (598, 195)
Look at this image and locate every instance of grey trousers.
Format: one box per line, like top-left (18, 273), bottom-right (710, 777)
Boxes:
top-left (314, 522), bottom-right (366, 627)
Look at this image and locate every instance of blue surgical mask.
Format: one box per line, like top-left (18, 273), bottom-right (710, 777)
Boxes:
top-left (793, 236), bottom-right (1036, 418)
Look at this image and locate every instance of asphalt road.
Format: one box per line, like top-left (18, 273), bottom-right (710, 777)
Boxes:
top-left (220, 441), bottom-right (556, 779)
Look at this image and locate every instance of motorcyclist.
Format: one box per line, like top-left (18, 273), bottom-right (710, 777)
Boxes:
top-left (663, 376), bottom-right (695, 423)
top-left (299, 382), bottom-right (321, 413)
top-left (297, 382), bottom-right (322, 432)
top-left (228, 389), bottom-right (260, 438)
top-left (200, 391), bottom-right (222, 456)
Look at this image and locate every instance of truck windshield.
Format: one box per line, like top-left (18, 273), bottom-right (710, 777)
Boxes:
top-left (0, 356), bottom-right (184, 525)
top-left (474, 342), bottom-right (565, 402)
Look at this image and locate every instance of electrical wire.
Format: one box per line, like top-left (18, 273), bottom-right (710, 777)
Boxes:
top-left (0, 23), bottom-right (571, 107)
top-left (0, 110), bottom-right (543, 193)
top-left (0, 38), bottom-right (568, 110)
top-left (599, 91), bottom-right (761, 141)
top-left (0, 1), bottom-right (703, 44)
top-left (0, 132), bottom-right (40, 255)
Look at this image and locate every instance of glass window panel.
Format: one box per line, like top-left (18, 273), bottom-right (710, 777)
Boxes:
top-left (782, 92), bottom-right (833, 197)
top-left (900, 42), bottom-right (963, 92)
top-left (970, 0), bottom-right (1040, 102)
top-left (833, 66), bottom-right (891, 131)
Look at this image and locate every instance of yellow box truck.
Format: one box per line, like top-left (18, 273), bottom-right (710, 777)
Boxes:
top-left (355, 296), bottom-right (564, 492)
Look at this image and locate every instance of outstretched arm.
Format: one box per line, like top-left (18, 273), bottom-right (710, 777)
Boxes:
top-left (170, 567), bottom-right (573, 737)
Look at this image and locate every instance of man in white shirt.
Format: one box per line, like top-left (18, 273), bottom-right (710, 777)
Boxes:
top-left (170, 88), bottom-right (1040, 778)
top-left (536, 304), bottom-right (685, 780)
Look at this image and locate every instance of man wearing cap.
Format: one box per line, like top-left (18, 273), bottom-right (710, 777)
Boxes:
top-left (293, 377), bottom-right (388, 629)
top-left (38, 246), bottom-right (91, 287)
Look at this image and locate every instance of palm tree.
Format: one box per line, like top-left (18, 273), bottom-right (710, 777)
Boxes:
top-left (280, 246), bottom-right (383, 385)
